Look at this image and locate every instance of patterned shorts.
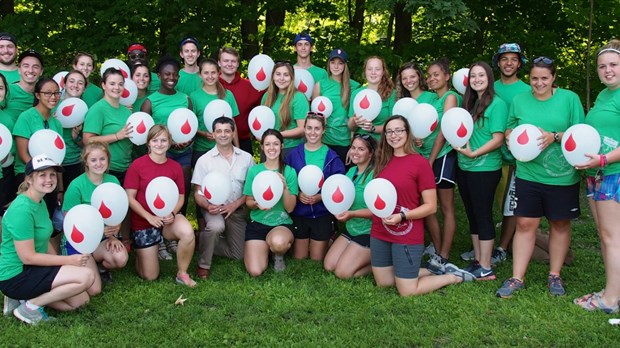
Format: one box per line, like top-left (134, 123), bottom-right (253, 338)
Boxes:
top-left (586, 173), bottom-right (620, 203)
top-left (131, 227), bottom-right (163, 249)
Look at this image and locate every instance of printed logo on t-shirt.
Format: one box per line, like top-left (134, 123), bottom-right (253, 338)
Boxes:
top-left (382, 206), bottom-right (413, 236)
top-left (542, 146), bottom-right (574, 177)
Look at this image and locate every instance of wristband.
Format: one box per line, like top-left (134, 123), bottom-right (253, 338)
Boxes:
top-left (399, 211), bottom-right (407, 222)
top-left (600, 154), bottom-right (608, 168)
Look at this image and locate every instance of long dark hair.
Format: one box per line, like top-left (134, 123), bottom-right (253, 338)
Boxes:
top-left (396, 61), bottom-right (427, 98)
top-left (261, 128), bottom-right (286, 175)
top-left (0, 73), bottom-right (8, 109)
top-left (33, 78), bottom-right (58, 107)
top-left (373, 115), bottom-right (416, 175)
top-left (350, 133), bottom-right (377, 183)
top-left (462, 61), bottom-right (495, 124)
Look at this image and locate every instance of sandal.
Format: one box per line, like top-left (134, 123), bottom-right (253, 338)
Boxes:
top-left (175, 273), bottom-right (197, 288)
top-left (576, 292), bottom-right (619, 314)
top-left (574, 289), bottom-right (605, 305)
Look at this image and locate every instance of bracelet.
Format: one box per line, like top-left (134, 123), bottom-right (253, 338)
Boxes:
top-left (399, 211), bottom-right (407, 222)
top-left (114, 133), bottom-right (119, 141)
top-left (600, 154), bottom-right (608, 168)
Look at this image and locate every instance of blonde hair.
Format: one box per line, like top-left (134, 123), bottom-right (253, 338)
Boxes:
top-left (327, 58), bottom-right (352, 107)
top-left (81, 141), bottom-right (111, 172)
top-left (199, 58), bottom-right (227, 99)
top-left (147, 124), bottom-right (172, 145)
top-left (264, 62), bottom-right (296, 130)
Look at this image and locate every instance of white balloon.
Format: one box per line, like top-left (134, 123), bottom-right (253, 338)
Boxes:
top-left (353, 89), bottom-right (382, 121)
top-left (248, 54), bottom-right (274, 91)
top-left (452, 68), bottom-right (470, 95)
top-left (29, 129), bottom-right (66, 164)
top-left (126, 112), bottom-right (155, 145)
top-left (297, 165), bottom-right (324, 196)
top-left (100, 58), bottom-right (131, 79)
top-left (251, 171), bottom-right (283, 209)
top-left (91, 183), bottom-right (129, 226)
top-left (167, 108), bottom-right (198, 143)
top-left (204, 99), bottom-right (233, 132)
top-left (294, 68), bottom-right (314, 100)
top-left (248, 105), bottom-right (276, 139)
top-left (53, 71), bottom-right (68, 90)
top-left (2, 153), bottom-right (14, 168)
top-left (145, 176), bottom-right (179, 217)
top-left (408, 103), bottom-right (439, 139)
top-left (561, 124), bottom-right (601, 166)
top-left (55, 97), bottom-right (88, 128)
top-left (392, 97), bottom-right (419, 118)
top-left (441, 107), bottom-right (474, 148)
top-left (509, 124), bottom-right (543, 162)
top-left (200, 171), bottom-right (232, 206)
top-left (321, 174), bottom-right (355, 215)
top-left (364, 178), bottom-right (397, 218)
top-left (310, 96), bottom-right (333, 118)
top-left (63, 204), bottom-right (104, 254)
top-left (0, 124), bottom-right (13, 161)
top-left (120, 78), bottom-right (137, 107)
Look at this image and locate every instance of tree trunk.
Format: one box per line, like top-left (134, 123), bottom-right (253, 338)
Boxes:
top-left (240, 0), bottom-right (259, 60)
top-left (393, 2), bottom-right (411, 54)
top-left (0, 0), bottom-right (14, 18)
top-left (262, 6), bottom-right (285, 54)
top-left (352, 0), bottom-right (365, 43)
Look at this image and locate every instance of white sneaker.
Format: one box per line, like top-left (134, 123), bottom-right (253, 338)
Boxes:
top-left (423, 244), bottom-right (436, 257)
top-left (460, 249), bottom-right (475, 261)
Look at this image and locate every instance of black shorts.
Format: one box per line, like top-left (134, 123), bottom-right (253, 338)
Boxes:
top-left (131, 227), bottom-right (163, 249)
top-left (433, 151), bottom-right (456, 189)
top-left (245, 220), bottom-right (295, 241)
top-left (0, 265), bottom-right (61, 300)
top-left (514, 178), bottom-right (580, 220)
top-left (292, 215), bottom-right (334, 241)
top-left (341, 230), bottom-right (370, 248)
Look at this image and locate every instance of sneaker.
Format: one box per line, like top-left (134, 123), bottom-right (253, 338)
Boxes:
top-left (548, 274), bottom-right (566, 296)
top-left (166, 240), bottom-right (178, 253)
top-left (158, 241), bottom-right (173, 261)
top-left (423, 244), bottom-right (436, 257)
top-left (469, 265), bottom-right (496, 280)
top-left (13, 303), bottom-right (54, 325)
top-left (460, 249), bottom-right (475, 261)
top-left (491, 247), bottom-right (507, 265)
top-left (3, 296), bottom-right (20, 316)
top-left (99, 271), bottom-right (113, 283)
top-left (444, 263), bottom-right (475, 282)
top-left (427, 254), bottom-right (448, 275)
top-left (464, 260), bottom-right (480, 273)
top-left (273, 255), bottom-right (286, 272)
top-left (496, 277), bottom-right (525, 298)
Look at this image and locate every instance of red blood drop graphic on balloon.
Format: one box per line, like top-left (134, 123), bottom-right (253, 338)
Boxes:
top-left (153, 194), bottom-right (166, 209)
top-left (0, 136), bottom-right (2, 145)
top-left (99, 201), bottom-right (112, 219)
top-left (456, 122), bottom-right (468, 138)
top-left (136, 120), bottom-right (146, 134)
top-left (374, 195), bottom-right (386, 210)
top-left (121, 88), bottom-right (130, 98)
top-left (54, 135), bottom-right (65, 149)
top-left (60, 80), bottom-right (65, 89)
top-left (203, 187), bottom-right (212, 200)
top-left (120, 69), bottom-right (129, 79)
top-left (180, 119), bottom-right (191, 134)
top-left (256, 67), bottom-right (266, 82)
top-left (517, 130), bottom-right (529, 145)
top-left (62, 104), bottom-right (75, 116)
top-left (332, 186), bottom-right (344, 203)
top-left (430, 120), bottom-right (438, 132)
top-left (360, 95), bottom-right (370, 109)
top-left (463, 75), bottom-right (469, 87)
top-left (318, 176), bottom-right (324, 188)
top-left (318, 101), bottom-right (326, 112)
top-left (252, 117), bottom-right (262, 131)
top-left (71, 225), bottom-right (84, 243)
top-left (262, 186), bottom-right (274, 200)
top-left (564, 134), bottom-right (576, 152)
top-left (298, 80), bottom-right (307, 93)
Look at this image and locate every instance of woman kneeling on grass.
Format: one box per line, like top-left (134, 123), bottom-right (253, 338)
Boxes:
top-left (324, 133), bottom-right (376, 278)
top-left (371, 116), bottom-right (474, 296)
top-left (243, 129), bottom-right (298, 276)
top-left (124, 125), bottom-right (196, 287)
top-left (0, 155), bottom-right (95, 325)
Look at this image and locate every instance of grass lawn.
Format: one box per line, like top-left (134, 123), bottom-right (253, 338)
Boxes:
top-left (2, 186), bottom-right (620, 347)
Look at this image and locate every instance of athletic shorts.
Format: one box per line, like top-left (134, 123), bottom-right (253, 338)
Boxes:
top-left (370, 237), bottom-right (423, 279)
top-left (433, 151), bottom-right (456, 189)
top-left (292, 215), bottom-right (334, 241)
top-left (341, 230), bottom-right (370, 248)
top-left (0, 265), bottom-right (61, 300)
top-left (131, 227), bottom-right (163, 249)
top-left (502, 167), bottom-right (517, 217)
top-left (514, 178), bottom-right (580, 220)
top-left (586, 173), bottom-right (620, 203)
top-left (245, 221), bottom-right (295, 241)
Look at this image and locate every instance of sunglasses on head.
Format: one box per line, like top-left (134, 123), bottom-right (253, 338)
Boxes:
top-left (533, 56), bottom-right (553, 65)
top-left (307, 111), bottom-right (325, 118)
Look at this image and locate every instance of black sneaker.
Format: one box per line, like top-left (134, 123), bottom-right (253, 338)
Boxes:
top-left (469, 265), bottom-right (496, 280)
top-left (427, 254), bottom-right (448, 275)
top-left (464, 260), bottom-right (480, 273)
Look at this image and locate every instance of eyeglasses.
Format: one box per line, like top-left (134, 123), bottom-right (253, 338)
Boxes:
top-left (385, 128), bottom-right (406, 136)
top-left (40, 91), bottom-right (61, 98)
top-left (128, 52), bottom-right (146, 60)
top-left (533, 56), bottom-right (554, 65)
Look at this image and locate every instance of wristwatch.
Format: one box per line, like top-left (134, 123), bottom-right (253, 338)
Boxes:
top-left (370, 126), bottom-right (376, 134)
top-left (552, 131), bottom-right (560, 143)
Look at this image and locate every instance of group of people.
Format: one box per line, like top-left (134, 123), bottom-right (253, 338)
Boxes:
top-left (1, 29), bottom-right (619, 325)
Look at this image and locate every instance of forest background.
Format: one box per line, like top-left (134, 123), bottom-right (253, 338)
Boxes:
top-left (1, 0), bottom-right (618, 109)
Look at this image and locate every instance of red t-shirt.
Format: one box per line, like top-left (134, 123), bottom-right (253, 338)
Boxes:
top-left (370, 154), bottom-right (436, 245)
top-left (124, 155), bottom-right (185, 230)
top-left (219, 72), bottom-right (264, 141)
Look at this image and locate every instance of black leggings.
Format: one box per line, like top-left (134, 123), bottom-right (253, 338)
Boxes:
top-left (456, 168), bottom-right (501, 241)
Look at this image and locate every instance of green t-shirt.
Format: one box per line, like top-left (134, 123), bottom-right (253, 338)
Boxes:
top-left (62, 172), bottom-right (120, 211)
top-left (0, 108), bottom-right (16, 169)
top-left (304, 144), bottom-right (328, 168)
top-left (0, 194), bottom-right (53, 280)
top-left (82, 83), bottom-right (103, 108)
top-left (177, 70), bottom-right (202, 96)
top-left (295, 64), bottom-right (328, 85)
top-left (261, 91), bottom-right (309, 149)
top-left (146, 91), bottom-right (190, 126)
top-left (5, 83), bottom-right (34, 124)
top-left (585, 87), bottom-right (620, 175)
top-left (457, 97), bottom-right (507, 172)
top-left (243, 163), bottom-right (299, 226)
top-left (318, 77), bottom-right (360, 146)
top-left (0, 69), bottom-right (19, 84)
top-left (12, 107), bottom-right (63, 174)
top-left (148, 72), bottom-right (161, 94)
top-left (133, 96), bottom-right (147, 113)
top-left (494, 79), bottom-right (530, 110)
top-left (348, 87), bottom-right (397, 141)
top-left (417, 90), bottom-right (462, 159)
top-left (190, 89), bottom-right (240, 152)
top-left (83, 99), bottom-right (133, 172)
top-left (412, 91), bottom-right (438, 104)
top-left (507, 88), bottom-right (585, 185)
top-left (345, 167), bottom-right (373, 236)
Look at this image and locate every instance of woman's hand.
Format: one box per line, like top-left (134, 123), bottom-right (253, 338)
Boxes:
top-left (353, 115), bottom-right (372, 131)
top-left (299, 192), bottom-right (321, 205)
top-left (117, 123), bottom-right (134, 141)
top-left (537, 129), bottom-right (554, 151)
top-left (162, 213), bottom-right (175, 225)
top-left (105, 236), bottom-right (125, 253)
top-left (146, 214), bottom-right (164, 228)
top-left (574, 153), bottom-right (601, 170)
top-left (103, 224), bottom-right (121, 238)
top-left (382, 213), bottom-right (404, 226)
top-left (68, 254), bottom-right (90, 267)
top-left (335, 211), bottom-right (353, 222)
top-left (454, 142), bottom-right (476, 158)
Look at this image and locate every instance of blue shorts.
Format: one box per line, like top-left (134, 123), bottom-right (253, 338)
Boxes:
top-left (586, 173), bottom-right (620, 203)
top-left (131, 227), bottom-right (163, 249)
top-left (370, 237), bottom-right (423, 279)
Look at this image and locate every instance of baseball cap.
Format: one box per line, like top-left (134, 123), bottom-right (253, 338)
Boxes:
top-left (18, 49), bottom-right (44, 66)
top-left (127, 43), bottom-right (147, 54)
top-left (0, 32), bottom-right (17, 45)
top-left (293, 32), bottom-right (314, 45)
top-left (328, 48), bottom-right (348, 63)
top-left (180, 36), bottom-right (200, 49)
top-left (492, 43), bottom-right (527, 69)
top-left (25, 154), bottom-right (64, 176)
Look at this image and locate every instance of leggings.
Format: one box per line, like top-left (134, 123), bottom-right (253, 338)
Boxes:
top-left (456, 168), bottom-right (501, 241)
